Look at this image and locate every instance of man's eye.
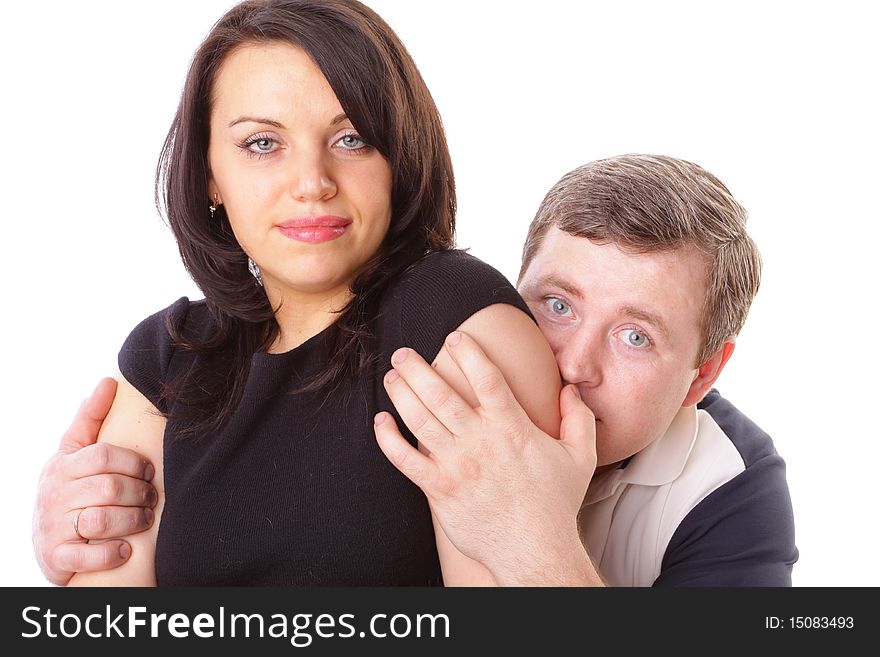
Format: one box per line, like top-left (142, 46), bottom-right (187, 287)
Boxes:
top-left (546, 297), bottom-right (572, 316)
top-left (620, 328), bottom-right (650, 348)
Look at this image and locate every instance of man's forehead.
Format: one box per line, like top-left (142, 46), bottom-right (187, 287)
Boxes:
top-left (523, 228), bottom-right (708, 288)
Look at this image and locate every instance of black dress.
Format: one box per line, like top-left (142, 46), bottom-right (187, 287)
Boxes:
top-left (118, 250), bottom-right (533, 585)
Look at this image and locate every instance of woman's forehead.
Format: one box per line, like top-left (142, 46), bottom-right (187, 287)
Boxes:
top-left (210, 42), bottom-right (342, 123)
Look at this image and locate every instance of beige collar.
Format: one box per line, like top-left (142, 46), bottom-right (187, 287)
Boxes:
top-left (584, 405), bottom-right (699, 505)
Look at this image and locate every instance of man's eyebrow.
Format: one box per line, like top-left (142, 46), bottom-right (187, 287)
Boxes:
top-left (228, 116), bottom-right (286, 128)
top-left (228, 113), bottom-right (350, 129)
top-left (526, 274), bottom-right (584, 300)
top-left (619, 305), bottom-right (670, 339)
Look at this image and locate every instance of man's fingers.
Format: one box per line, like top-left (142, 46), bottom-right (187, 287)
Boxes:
top-left (383, 366), bottom-right (455, 453)
top-left (62, 441), bottom-right (155, 482)
top-left (389, 347), bottom-right (476, 434)
top-left (52, 540), bottom-right (133, 575)
top-left (59, 378), bottom-right (119, 454)
top-left (374, 412), bottom-right (441, 493)
top-left (559, 385), bottom-right (598, 468)
top-left (65, 506), bottom-right (155, 541)
top-left (67, 474), bottom-right (158, 510)
top-left (442, 332), bottom-right (522, 418)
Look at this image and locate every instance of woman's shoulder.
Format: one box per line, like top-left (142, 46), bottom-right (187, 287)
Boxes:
top-left (378, 249), bottom-right (534, 363)
top-left (117, 297), bottom-right (211, 413)
top-left (393, 249), bottom-right (523, 306)
top-left (121, 297), bottom-right (210, 350)
top-left (400, 248), bottom-right (508, 282)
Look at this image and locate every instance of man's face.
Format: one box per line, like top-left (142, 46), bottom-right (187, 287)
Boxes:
top-left (518, 228), bottom-right (709, 471)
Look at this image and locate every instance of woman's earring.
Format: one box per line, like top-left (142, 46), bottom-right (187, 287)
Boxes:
top-left (209, 194), bottom-right (220, 219)
top-left (248, 257), bottom-right (263, 287)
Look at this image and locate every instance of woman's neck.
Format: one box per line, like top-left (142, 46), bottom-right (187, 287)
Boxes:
top-left (264, 283), bottom-right (354, 354)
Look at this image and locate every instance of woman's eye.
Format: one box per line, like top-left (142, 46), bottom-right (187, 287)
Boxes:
top-left (248, 138), bottom-right (276, 153)
top-left (336, 133), bottom-right (367, 150)
top-left (239, 134), bottom-right (280, 157)
top-left (619, 328), bottom-right (650, 348)
top-left (546, 297), bottom-right (572, 317)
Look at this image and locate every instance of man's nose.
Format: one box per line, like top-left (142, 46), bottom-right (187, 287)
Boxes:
top-left (554, 329), bottom-right (604, 388)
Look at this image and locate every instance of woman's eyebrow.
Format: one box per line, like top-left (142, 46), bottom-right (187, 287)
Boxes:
top-left (228, 115), bottom-right (286, 128)
top-left (227, 113), bottom-right (349, 128)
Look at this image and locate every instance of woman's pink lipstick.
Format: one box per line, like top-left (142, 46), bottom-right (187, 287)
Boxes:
top-left (278, 216), bottom-right (352, 243)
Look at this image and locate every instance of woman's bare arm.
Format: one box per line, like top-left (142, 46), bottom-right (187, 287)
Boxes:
top-left (68, 375), bottom-right (166, 587)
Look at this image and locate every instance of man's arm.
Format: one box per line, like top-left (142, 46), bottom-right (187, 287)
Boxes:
top-left (375, 314), bottom-right (604, 586)
top-left (33, 378), bottom-right (157, 585)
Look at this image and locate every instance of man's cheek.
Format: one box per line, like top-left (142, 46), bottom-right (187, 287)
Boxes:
top-left (539, 324), bottom-right (564, 355)
top-left (594, 421), bottom-right (609, 455)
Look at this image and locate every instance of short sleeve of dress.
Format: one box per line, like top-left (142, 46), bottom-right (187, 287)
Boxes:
top-left (117, 297), bottom-right (193, 415)
top-left (394, 250), bottom-right (534, 363)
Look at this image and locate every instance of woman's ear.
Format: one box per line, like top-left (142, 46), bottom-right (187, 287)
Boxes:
top-left (682, 341), bottom-right (736, 407)
top-left (207, 179), bottom-right (220, 206)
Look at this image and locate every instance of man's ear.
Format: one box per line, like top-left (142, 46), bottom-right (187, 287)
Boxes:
top-left (682, 340), bottom-right (736, 407)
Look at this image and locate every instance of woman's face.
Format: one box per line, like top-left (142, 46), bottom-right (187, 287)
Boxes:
top-left (207, 42), bottom-right (393, 302)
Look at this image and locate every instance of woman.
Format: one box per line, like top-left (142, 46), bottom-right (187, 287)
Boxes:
top-left (67, 0), bottom-right (561, 586)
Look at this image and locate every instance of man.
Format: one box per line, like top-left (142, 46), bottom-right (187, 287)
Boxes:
top-left (374, 155), bottom-right (797, 585)
top-left (33, 155), bottom-right (797, 586)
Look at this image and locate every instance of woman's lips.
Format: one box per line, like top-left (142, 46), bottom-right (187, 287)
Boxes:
top-left (277, 216), bottom-right (352, 243)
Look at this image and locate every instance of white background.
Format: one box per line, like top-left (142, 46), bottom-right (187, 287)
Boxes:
top-left (1, 0), bottom-right (877, 586)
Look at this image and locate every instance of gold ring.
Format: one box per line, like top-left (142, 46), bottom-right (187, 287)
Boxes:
top-left (73, 508), bottom-right (86, 540)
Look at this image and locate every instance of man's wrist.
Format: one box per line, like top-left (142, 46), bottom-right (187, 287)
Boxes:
top-left (487, 530), bottom-right (604, 587)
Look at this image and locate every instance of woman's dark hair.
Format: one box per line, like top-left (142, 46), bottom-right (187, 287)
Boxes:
top-left (156, 0), bottom-right (456, 437)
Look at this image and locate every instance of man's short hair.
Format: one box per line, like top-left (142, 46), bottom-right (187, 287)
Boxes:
top-left (519, 154), bottom-right (762, 366)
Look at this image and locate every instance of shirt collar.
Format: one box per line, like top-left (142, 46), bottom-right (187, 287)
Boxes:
top-left (583, 404), bottom-right (699, 505)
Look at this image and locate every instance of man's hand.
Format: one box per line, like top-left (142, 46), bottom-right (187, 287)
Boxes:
top-left (32, 378), bottom-right (157, 585)
top-left (375, 331), bottom-right (600, 586)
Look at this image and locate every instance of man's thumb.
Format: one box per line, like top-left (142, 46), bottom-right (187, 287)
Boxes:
top-left (59, 378), bottom-right (118, 453)
top-left (558, 385), bottom-right (597, 463)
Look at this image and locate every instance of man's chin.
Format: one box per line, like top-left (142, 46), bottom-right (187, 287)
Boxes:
top-left (593, 422), bottom-right (618, 472)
